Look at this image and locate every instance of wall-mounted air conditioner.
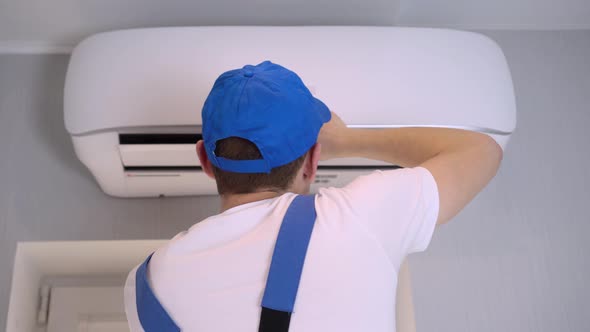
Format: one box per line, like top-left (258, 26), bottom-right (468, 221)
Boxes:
top-left (64, 27), bottom-right (516, 197)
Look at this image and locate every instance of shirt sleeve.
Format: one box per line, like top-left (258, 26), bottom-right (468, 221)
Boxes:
top-left (338, 167), bottom-right (439, 266)
top-left (124, 265), bottom-right (145, 332)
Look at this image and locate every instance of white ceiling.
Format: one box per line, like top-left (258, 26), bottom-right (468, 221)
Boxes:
top-left (0, 0), bottom-right (589, 53)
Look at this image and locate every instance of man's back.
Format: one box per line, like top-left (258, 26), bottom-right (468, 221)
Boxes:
top-left (124, 60), bottom-right (503, 331)
top-left (125, 167), bottom-right (439, 331)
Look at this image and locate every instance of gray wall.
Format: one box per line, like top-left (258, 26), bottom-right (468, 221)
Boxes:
top-left (410, 30), bottom-right (590, 332)
top-left (1, 30), bottom-right (589, 331)
top-left (0, 54), bottom-right (220, 328)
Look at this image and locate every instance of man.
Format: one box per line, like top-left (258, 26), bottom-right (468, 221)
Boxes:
top-left (124, 61), bottom-right (502, 331)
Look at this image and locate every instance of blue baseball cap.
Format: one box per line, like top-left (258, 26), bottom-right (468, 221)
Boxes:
top-left (202, 61), bottom-right (331, 174)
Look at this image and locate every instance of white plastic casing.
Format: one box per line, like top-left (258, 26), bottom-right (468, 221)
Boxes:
top-left (64, 27), bottom-right (516, 197)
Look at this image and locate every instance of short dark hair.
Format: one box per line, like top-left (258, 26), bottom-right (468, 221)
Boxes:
top-left (211, 137), bottom-right (307, 195)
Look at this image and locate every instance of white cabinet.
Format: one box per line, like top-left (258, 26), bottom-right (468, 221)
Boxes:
top-left (7, 240), bottom-right (164, 332)
top-left (47, 287), bottom-right (127, 332)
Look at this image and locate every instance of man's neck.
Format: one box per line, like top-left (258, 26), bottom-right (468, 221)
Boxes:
top-left (220, 190), bottom-right (285, 213)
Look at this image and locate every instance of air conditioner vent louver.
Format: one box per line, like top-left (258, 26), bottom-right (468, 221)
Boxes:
top-left (119, 134), bottom-right (202, 145)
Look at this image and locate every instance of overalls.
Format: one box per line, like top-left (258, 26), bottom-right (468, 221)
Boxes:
top-left (134, 195), bottom-right (317, 332)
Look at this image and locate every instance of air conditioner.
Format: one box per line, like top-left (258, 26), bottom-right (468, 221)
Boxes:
top-left (64, 27), bottom-right (516, 198)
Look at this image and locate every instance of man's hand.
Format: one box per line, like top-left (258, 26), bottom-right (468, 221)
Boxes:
top-left (317, 111), bottom-right (349, 160)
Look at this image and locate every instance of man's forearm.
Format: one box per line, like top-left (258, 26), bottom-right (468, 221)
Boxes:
top-left (318, 113), bottom-right (504, 224)
top-left (335, 127), bottom-right (498, 167)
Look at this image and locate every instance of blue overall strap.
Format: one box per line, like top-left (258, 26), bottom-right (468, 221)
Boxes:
top-left (135, 253), bottom-right (181, 332)
top-left (259, 195), bottom-right (317, 332)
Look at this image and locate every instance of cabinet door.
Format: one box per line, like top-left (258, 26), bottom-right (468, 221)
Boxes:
top-left (47, 287), bottom-right (129, 332)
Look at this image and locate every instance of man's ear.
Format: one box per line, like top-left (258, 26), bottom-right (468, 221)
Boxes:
top-left (196, 140), bottom-right (216, 179)
top-left (302, 143), bottom-right (321, 184)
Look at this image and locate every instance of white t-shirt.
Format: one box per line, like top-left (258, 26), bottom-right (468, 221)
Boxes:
top-left (125, 167), bottom-right (439, 332)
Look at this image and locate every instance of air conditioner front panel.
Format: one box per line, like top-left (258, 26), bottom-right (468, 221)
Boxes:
top-left (65, 27), bottom-right (516, 144)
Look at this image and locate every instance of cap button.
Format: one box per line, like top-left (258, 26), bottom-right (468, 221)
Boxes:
top-left (244, 70), bottom-right (254, 78)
